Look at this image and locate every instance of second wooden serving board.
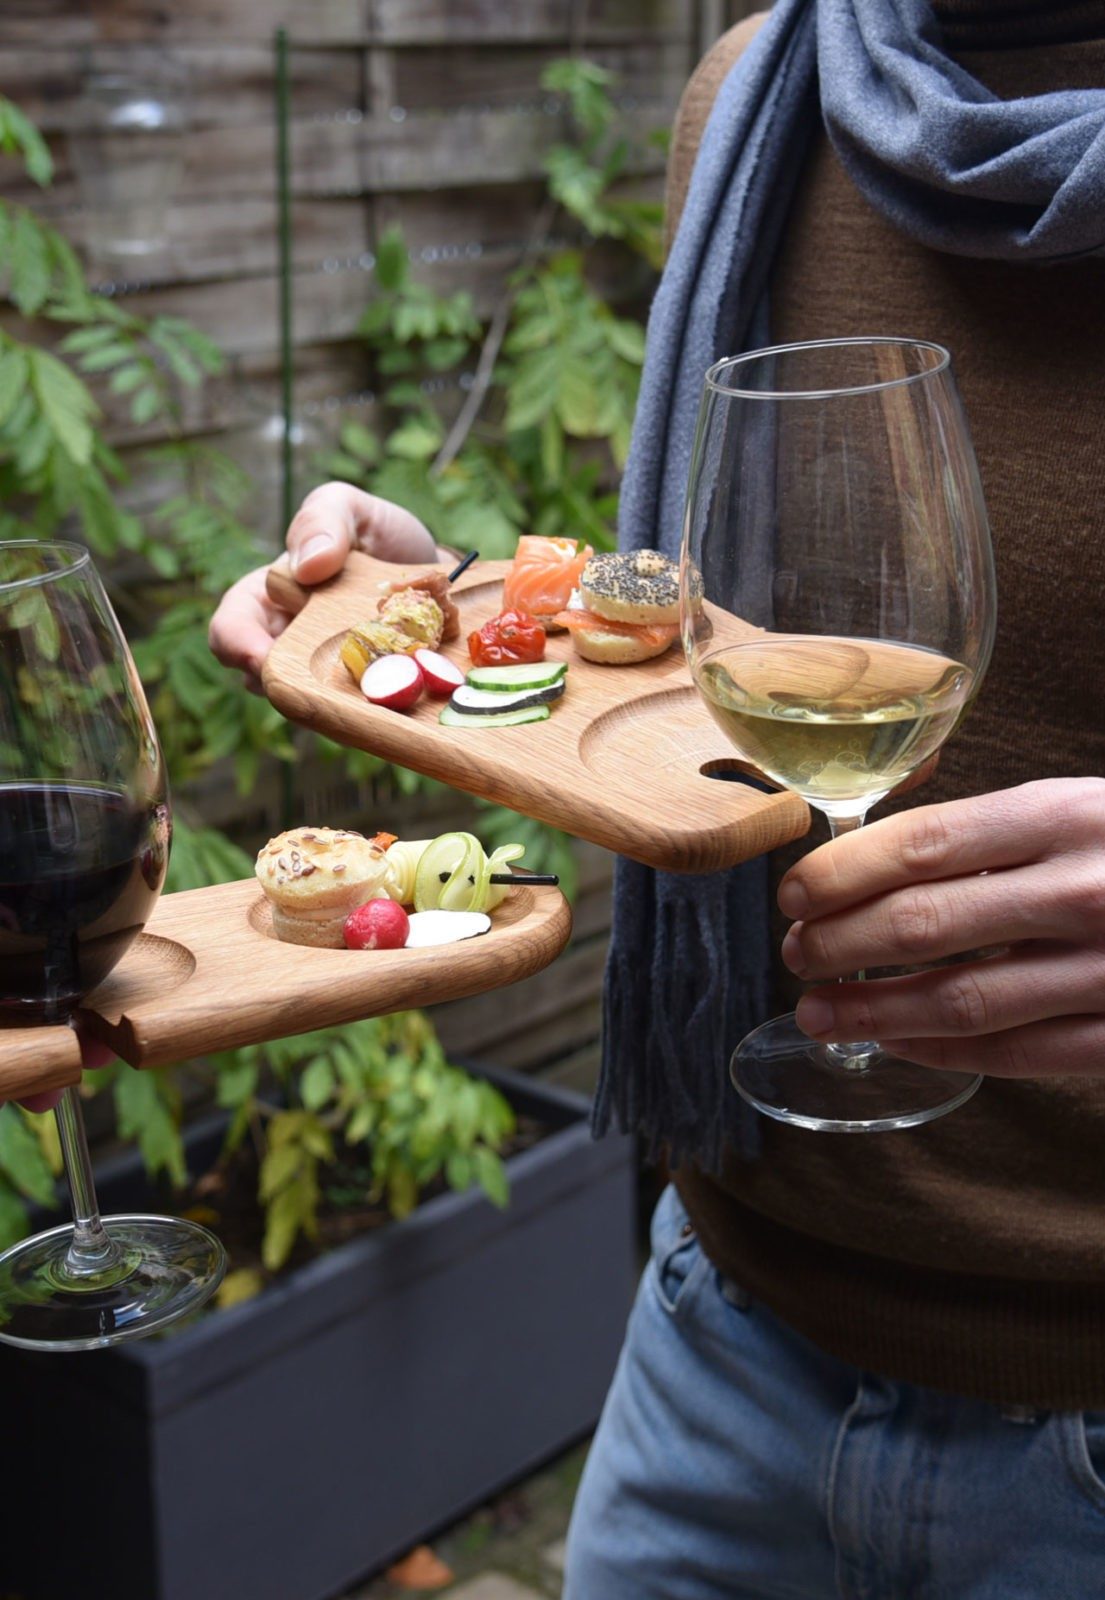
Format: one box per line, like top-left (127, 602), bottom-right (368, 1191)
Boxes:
top-left (74, 877), bottom-right (571, 1071)
top-left (261, 552), bottom-right (809, 874)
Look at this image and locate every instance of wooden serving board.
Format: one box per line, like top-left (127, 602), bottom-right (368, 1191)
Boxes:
top-left (261, 552), bottom-right (810, 873)
top-left (0, 1020), bottom-right (83, 1101)
top-left (70, 876), bottom-right (570, 1071)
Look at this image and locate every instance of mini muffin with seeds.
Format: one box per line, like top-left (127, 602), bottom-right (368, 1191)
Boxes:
top-left (255, 826), bottom-right (396, 948)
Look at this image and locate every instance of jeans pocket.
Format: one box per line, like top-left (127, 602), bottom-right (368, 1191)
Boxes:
top-left (1063, 1411), bottom-right (1105, 1513)
top-left (649, 1185), bottom-right (708, 1317)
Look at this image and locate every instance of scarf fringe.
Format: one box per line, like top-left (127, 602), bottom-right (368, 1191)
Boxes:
top-left (593, 858), bottom-right (775, 1172)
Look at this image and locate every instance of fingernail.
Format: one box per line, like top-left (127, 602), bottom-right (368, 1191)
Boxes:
top-left (781, 930), bottom-right (806, 975)
top-left (795, 995), bottom-right (835, 1038)
top-left (777, 878), bottom-right (809, 919)
top-left (292, 533), bottom-right (335, 575)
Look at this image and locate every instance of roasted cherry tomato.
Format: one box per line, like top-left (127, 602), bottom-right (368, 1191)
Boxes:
top-left (467, 608), bottom-right (546, 667)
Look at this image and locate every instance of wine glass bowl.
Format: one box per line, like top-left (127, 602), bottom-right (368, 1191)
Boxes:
top-left (0, 540), bottom-right (224, 1348)
top-left (681, 338), bottom-right (997, 1131)
top-left (0, 541), bottom-right (170, 1015)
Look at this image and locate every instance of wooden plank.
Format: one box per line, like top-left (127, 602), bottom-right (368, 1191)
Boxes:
top-left (48, 195), bottom-right (369, 291)
top-left (95, 340), bottom-right (372, 446)
top-left (83, 268), bottom-right (375, 359)
top-left (386, 40), bottom-right (691, 114)
top-left (12, 98), bottom-right (668, 211)
top-left (0, 2), bottom-right (368, 47)
top-left (372, 180), bottom-right (546, 255)
top-left (369, 0), bottom-right (692, 46)
top-left (0, 46), bottom-right (361, 133)
top-left (68, 240), bottom-right (534, 365)
top-left (435, 941), bottom-right (605, 1061)
top-left (538, 1038), bottom-right (602, 1096)
top-left (114, 421), bottom-right (318, 545)
top-left (452, 995), bottom-right (604, 1075)
top-left (4, 118), bottom-right (364, 208)
top-left (56, 175), bottom-right (662, 296)
top-left (362, 103), bottom-right (669, 193)
top-left (571, 880), bottom-right (617, 946)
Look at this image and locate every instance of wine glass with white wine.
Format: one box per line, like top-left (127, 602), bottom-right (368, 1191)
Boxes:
top-left (682, 337), bottom-right (997, 1132)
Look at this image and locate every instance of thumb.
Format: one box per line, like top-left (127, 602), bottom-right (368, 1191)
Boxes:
top-left (286, 483), bottom-right (358, 583)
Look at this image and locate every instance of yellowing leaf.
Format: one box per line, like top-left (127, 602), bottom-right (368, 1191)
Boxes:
top-left (215, 1267), bottom-right (265, 1310)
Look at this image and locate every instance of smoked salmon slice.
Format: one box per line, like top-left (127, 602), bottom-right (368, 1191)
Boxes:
top-left (503, 536), bottom-right (594, 627)
top-left (552, 607), bottom-right (681, 649)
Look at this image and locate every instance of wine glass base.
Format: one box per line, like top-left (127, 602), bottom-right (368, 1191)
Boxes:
top-left (732, 1014), bottom-right (982, 1133)
top-left (0, 1214), bottom-right (226, 1351)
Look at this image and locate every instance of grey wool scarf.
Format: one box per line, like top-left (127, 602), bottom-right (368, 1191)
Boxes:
top-left (593, 0), bottom-right (1105, 1171)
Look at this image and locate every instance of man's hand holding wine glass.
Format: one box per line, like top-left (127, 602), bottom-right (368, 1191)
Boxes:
top-left (780, 777), bottom-right (1105, 1077)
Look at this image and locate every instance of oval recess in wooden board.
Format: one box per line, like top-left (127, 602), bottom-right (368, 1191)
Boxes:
top-left (261, 552), bottom-right (810, 874)
top-left (70, 877), bottom-right (572, 1071)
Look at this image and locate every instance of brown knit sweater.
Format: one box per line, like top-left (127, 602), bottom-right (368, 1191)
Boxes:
top-left (670, 3), bottom-right (1105, 1409)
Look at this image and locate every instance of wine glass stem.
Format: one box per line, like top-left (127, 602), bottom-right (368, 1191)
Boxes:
top-left (54, 1085), bottom-right (122, 1276)
top-left (822, 809), bottom-right (877, 1069)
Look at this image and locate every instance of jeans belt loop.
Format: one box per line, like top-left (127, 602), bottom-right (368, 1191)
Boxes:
top-left (999, 1403), bottom-right (1041, 1425)
top-left (721, 1278), bottom-right (751, 1311)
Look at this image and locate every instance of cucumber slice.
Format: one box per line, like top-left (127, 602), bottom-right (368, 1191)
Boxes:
top-left (439, 703), bottom-right (551, 729)
top-left (466, 662), bottom-right (568, 693)
top-left (450, 681), bottom-right (565, 714)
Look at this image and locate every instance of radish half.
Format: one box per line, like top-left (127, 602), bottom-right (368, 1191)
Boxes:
top-left (414, 648), bottom-right (465, 698)
top-left (360, 653), bottom-right (424, 711)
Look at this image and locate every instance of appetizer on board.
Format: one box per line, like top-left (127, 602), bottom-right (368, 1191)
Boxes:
top-left (554, 550), bottom-right (681, 664)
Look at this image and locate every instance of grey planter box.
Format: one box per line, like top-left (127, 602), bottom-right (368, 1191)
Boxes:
top-left (1, 1068), bottom-right (635, 1600)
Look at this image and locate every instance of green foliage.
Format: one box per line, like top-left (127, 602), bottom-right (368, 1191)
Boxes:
top-left (0, 68), bottom-right (650, 1266)
top-left (0, 96), bottom-right (54, 187)
top-left (309, 54), bottom-right (661, 916)
top-left (113, 1066), bottom-right (188, 1188)
top-left (540, 59), bottom-right (665, 268)
top-left (314, 57), bottom-right (660, 560)
top-left (0, 1104), bottom-right (63, 1250)
top-left (212, 1014), bottom-right (515, 1272)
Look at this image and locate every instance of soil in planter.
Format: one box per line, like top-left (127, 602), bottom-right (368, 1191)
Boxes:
top-left (171, 1112), bottom-right (549, 1297)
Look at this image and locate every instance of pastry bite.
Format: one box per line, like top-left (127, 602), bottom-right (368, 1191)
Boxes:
top-left (378, 568), bottom-right (461, 642)
top-left (255, 826), bottom-right (396, 948)
top-left (376, 588), bottom-right (444, 647)
top-left (339, 591), bottom-right (445, 685)
top-left (554, 550), bottom-right (682, 663)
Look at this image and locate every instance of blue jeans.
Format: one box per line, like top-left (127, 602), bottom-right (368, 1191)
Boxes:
top-left (564, 1185), bottom-right (1105, 1599)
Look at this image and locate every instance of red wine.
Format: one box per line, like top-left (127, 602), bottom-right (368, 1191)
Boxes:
top-left (0, 783), bottom-right (170, 1017)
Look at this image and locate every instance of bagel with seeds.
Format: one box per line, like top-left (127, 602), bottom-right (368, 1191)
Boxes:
top-left (554, 550), bottom-right (682, 664)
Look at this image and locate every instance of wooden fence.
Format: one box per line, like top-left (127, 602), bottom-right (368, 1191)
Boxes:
top-left (0, 0), bottom-right (755, 1095)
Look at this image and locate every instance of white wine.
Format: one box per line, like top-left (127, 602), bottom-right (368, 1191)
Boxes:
top-left (696, 635), bottom-right (972, 810)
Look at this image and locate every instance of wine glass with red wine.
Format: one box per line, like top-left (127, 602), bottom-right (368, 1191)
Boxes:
top-left (0, 541), bottom-right (225, 1349)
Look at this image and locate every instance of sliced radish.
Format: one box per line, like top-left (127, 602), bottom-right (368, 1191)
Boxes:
top-left (414, 648), bottom-right (465, 698)
top-left (403, 910), bottom-right (491, 947)
top-left (360, 653), bottom-right (424, 712)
